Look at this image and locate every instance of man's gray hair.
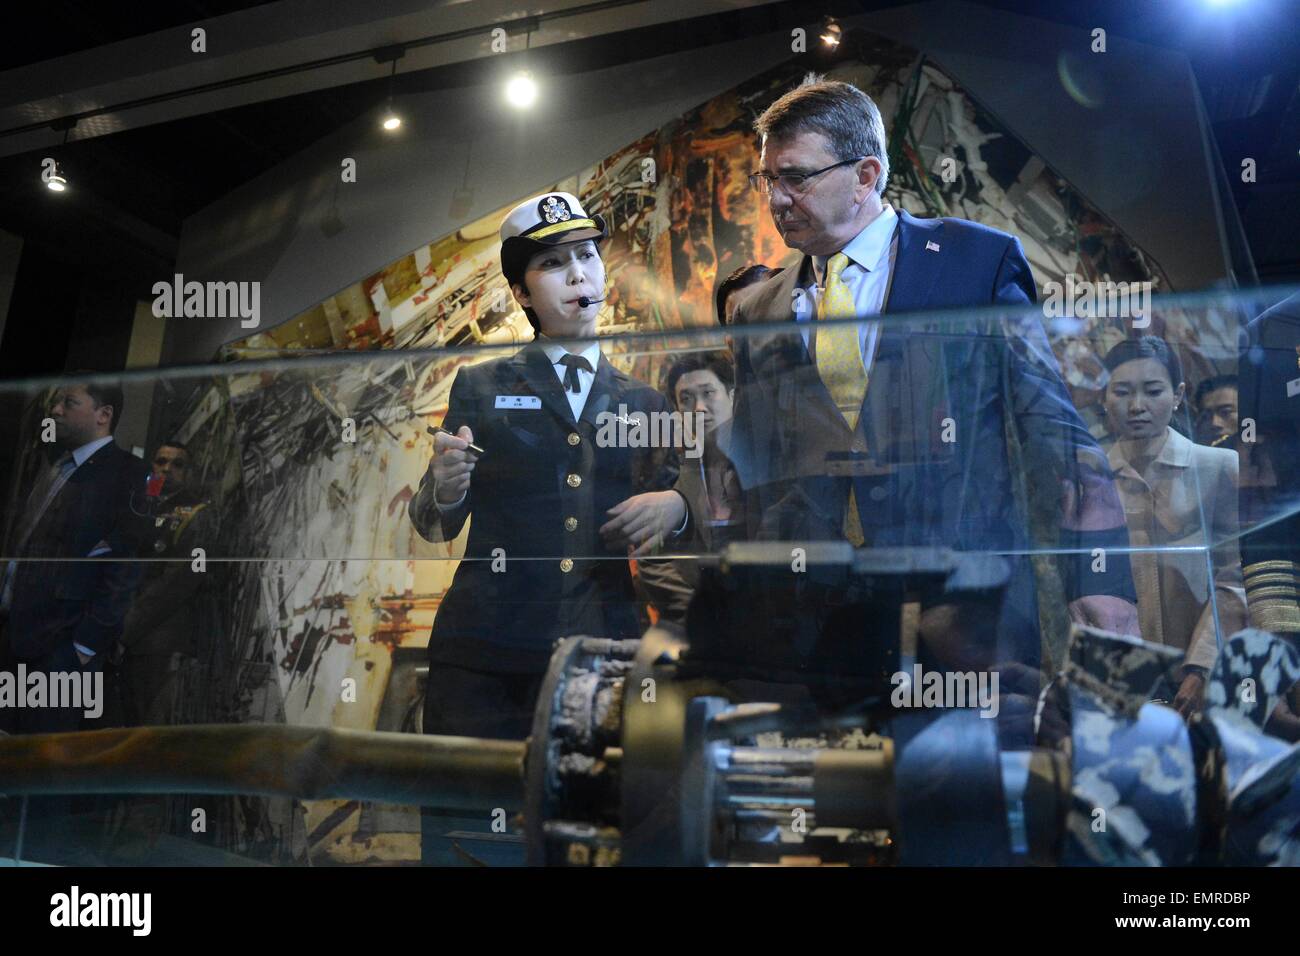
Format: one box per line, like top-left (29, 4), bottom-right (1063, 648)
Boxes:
top-left (754, 73), bottom-right (890, 196)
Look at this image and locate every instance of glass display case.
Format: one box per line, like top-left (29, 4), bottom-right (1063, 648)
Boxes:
top-left (1, 285), bottom-right (1297, 867)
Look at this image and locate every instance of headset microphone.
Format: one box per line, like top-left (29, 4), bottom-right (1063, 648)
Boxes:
top-left (577, 296), bottom-right (605, 308)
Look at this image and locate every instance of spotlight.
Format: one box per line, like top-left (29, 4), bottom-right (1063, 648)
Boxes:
top-left (46, 161), bottom-right (67, 192)
top-left (375, 47), bottom-right (405, 133)
top-left (820, 19), bottom-right (843, 48)
top-left (505, 71), bottom-right (538, 109)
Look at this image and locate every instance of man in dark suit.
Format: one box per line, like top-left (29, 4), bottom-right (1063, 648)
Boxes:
top-left (727, 76), bottom-right (1137, 691)
top-left (1, 378), bottom-right (149, 736)
top-left (0, 377), bottom-right (149, 864)
top-left (410, 192), bottom-right (687, 864)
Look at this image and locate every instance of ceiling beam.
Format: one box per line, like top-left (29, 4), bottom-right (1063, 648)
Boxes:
top-left (0, 0), bottom-right (789, 159)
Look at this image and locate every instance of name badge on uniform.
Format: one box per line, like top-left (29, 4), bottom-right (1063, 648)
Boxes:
top-left (1287, 376), bottom-right (1300, 398)
top-left (496, 395), bottom-right (541, 409)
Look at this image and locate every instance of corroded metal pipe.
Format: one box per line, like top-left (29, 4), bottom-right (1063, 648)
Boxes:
top-left (0, 725), bottom-right (525, 811)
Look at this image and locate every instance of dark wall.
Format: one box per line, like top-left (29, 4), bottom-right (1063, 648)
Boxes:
top-left (0, 244), bottom-right (80, 381)
top-left (0, 241), bottom-right (144, 379)
top-left (0, 240), bottom-right (144, 521)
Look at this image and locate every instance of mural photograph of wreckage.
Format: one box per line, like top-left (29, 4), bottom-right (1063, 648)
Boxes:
top-left (3, 29), bottom-right (1294, 867)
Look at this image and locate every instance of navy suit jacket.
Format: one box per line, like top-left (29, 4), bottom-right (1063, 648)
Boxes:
top-left (7, 440), bottom-right (150, 660)
top-left (727, 209), bottom-right (1133, 666)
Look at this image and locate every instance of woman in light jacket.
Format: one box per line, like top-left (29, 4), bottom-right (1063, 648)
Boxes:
top-left (1101, 337), bottom-right (1246, 716)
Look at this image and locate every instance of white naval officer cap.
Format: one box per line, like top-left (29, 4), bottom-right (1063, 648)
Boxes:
top-left (499, 191), bottom-right (608, 286)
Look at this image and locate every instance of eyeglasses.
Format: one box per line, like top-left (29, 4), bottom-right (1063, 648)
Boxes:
top-left (748, 157), bottom-right (865, 195)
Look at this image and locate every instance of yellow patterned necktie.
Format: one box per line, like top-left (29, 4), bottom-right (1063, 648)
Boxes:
top-left (816, 253), bottom-right (867, 428)
top-left (814, 252), bottom-right (867, 546)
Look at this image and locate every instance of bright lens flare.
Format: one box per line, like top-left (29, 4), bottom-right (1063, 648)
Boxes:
top-left (505, 72), bottom-right (538, 108)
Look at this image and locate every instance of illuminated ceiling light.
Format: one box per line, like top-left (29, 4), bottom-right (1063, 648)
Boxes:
top-left (375, 45), bottom-right (405, 133)
top-left (820, 19), bottom-right (843, 47)
top-left (46, 120), bottom-right (74, 193)
top-left (505, 71), bottom-right (538, 109)
top-left (505, 20), bottom-right (540, 110)
top-left (46, 162), bottom-right (67, 192)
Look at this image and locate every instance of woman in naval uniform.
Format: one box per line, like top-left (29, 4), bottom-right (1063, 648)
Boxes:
top-left (409, 191), bottom-right (689, 864)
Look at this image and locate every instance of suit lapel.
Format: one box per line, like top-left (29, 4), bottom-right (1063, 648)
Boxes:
top-left (53, 443), bottom-right (117, 518)
top-left (746, 259), bottom-right (811, 343)
top-left (24, 444), bottom-right (116, 553)
top-left (512, 343), bottom-right (579, 425)
top-left (743, 215), bottom-right (945, 445)
top-left (69, 442), bottom-right (114, 484)
top-left (580, 354), bottom-right (627, 427)
top-left (884, 210), bottom-right (939, 315)
top-left (782, 256), bottom-right (816, 361)
top-left (741, 255), bottom-right (861, 438)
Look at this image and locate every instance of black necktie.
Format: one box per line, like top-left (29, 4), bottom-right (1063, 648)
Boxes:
top-left (558, 354), bottom-right (593, 394)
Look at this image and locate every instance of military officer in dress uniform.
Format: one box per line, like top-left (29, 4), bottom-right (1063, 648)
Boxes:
top-left (103, 440), bottom-right (216, 848)
top-left (115, 440), bottom-right (215, 728)
top-left (409, 191), bottom-right (689, 864)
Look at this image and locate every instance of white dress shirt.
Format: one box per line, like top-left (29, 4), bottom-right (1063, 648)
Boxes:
top-left (538, 338), bottom-right (603, 420)
top-left (799, 203), bottom-right (900, 368)
top-left (71, 435), bottom-right (116, 468)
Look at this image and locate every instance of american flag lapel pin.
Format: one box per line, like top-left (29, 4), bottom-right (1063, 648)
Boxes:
top-left (925, 240), bottom-right (940, 252)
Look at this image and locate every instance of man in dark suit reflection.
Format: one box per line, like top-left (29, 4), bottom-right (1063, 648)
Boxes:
top-left (726, 76), bottom-right (1137, 718)
top-left (0, 378), bottom-right (149, 735)
top-left (0, 377), bottom-right (149, 864)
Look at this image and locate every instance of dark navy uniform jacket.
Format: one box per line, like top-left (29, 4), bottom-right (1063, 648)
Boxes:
top-left (410, 341), bottom-right (677, 670)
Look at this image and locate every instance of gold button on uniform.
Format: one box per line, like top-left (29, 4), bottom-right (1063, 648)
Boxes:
top-left (567, 432), bottom-right (581, 446)
top-left (564, 517), bottom-right (578, 532)
top-left (560, 558), bottom-right (574, 573)
top-left (566, 473), bottom-right (582, 488)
